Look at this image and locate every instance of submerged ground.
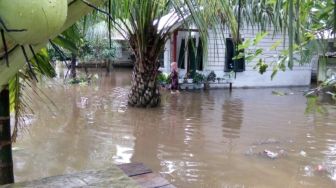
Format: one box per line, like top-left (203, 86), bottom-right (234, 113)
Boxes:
top-left (12, 68), bottom-right (336, 187)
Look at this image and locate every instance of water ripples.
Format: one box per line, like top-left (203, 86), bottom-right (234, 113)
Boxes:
top-left (12, 70), bottom-right (336, 188)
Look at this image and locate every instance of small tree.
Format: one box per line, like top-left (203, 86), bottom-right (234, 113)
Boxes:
top-left (105, 0), bottom-right (239, 107)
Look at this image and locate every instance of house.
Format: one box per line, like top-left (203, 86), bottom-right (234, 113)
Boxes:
top-left (160, 21), bottom-right (313, 88)
top-left (85, 21), bottom-right (134, 67)
top-left (311, 32), bottom-right (336, 83)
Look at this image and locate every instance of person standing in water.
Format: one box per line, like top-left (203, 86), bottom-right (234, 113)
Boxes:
top-left (170, 62), bottom-right (179, 94)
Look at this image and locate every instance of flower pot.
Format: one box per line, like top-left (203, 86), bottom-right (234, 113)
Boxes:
top-left (194, 84), bottom-right (203, 89)
top-left (180, 84), bottom-right (186, 90)
top-left (178, 79), bottom-right (184, 84)
top-left (203, 83), bottom-right (208, 90)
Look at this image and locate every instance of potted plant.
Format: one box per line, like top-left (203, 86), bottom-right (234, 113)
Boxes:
top-left (204, 71), bottom-right (216, 90)
top-left (193, 72), bottom-right (205, 89)
top-left (183, 72), bottom-right (192, 83)
top-left (157, 72), bottom-right (169, 88)
top-left (207, 71), bottom-right (216, 83)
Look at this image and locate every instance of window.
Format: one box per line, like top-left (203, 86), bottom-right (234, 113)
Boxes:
top-left (188, 38), bottom-right (197, 77)
top-left (178, 37), bottom-right (203, 72)
top-left (225, 38), bottom-right (245, 72)
top-left (196, 39), bottom-right (203, 71)
top-left (178, 39), bottom-right (185, 69)
top-left (159, 52), bottom-right (164, 67)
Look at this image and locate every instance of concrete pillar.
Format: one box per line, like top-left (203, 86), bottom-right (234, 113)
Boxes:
top-left (164, 39), bottom-right (171, 72)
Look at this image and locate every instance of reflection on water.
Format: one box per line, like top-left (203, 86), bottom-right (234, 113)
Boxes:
top-left (13, 68), bottom-right (336, 188)
top-left (222, 99), bottom-right (243, 139)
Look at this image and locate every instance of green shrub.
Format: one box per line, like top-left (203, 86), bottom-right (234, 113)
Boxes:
top-left (157, 72), bottom-right (169, 84)
top-left (193, 72), bottom-right (205, 84)
top-left (206, 71), bottom-right (216, 82)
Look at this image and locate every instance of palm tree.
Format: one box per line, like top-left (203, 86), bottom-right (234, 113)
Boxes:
top-left (103, 0), bottom-right (241, 107)
top-left (0, 1), bottom-right (105, 185)
top-left (0, 1), bottom-right (237, 182)
top-left (110, 0), bottom-right (175, 107)
top-left (1, 1), bottom-right (334, 103)
top-left (0, 0), bottom-right (333, 184)
top-left (106, 0), bottom-right (330, 107)
top-left (0, 0), bottom-right (105, 91)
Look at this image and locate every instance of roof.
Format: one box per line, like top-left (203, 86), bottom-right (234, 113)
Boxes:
top-left (86, 21), bottom-right (127, 41)
top-left (87, 8), bottom-right (193, 41)
top-left (155, 7), bottom-right (193, 33)
top-left (155, 9), bottom-right (191, 32)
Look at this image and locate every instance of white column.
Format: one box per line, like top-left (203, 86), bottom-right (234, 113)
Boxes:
top-left (163, 39), bottom-right (171, 72)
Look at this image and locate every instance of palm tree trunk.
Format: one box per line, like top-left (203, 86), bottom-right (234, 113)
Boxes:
top-left (128, 59), bottom-right (160, 108)
top-left (0, 86), bottom-right (14, 185)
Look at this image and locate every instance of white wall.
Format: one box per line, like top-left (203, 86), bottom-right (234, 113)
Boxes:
top-left (163, 25), bottom-right (313, 87)
top-left (206, 25), bottom-right (312, 87)
top-left (162, 39), bottom-right (171, 72)
top-left (163, 31), bottom-right (198, 77)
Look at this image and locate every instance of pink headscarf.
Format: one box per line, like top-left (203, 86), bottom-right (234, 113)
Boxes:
top-left (171, 62), bottom-right (178, 71)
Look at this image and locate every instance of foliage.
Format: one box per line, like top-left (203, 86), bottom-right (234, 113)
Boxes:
top-left (2, 0), bottom-right (333, 91)
top-left (229, 0), bottom-right (336, 81)
top-left (102, 0), bottom-right (242, 76)
top-left (67, 72), bottom-right (99, 85)
top-left (271, 90), bottom-right (287, 96)
top-left (8, 22), bottom-right (88, 139)
top-left (232, 31), bottom-right (287, 78)
top-left (323, 78), bottom-right (336, 99)
top-left (304, 75), bottom-right (336, 114)
top-left (193, 72), bottom-right (205, 84)
top-left (254, 59), bottom-right (268, 74)
top-left (157, 72), bottom-right (169, 84)
top-left (8, 70), bottom-right (57, 141)
top-left (233, 32), bottom-right (267, 62)
top-left (183, 72), bottom-right (191, 80)
top-left (48, 23), bottom-right (117, 62)
top-left (305, 77), bottom-right (336, 100)
top-left (3, 0), bottom-right (336, 112)
top-left (80, 39), bottom-right (117, 62)
top-left (101, 46), bottom-right (116, 60)
top-left (305, 96), bottom-right (328, 115)
top-left (206, 71), bottom-right (217, 82)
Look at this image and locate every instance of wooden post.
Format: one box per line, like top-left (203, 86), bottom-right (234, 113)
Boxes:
top-left (0, 85), bottom-right (14, 185)
top-left (106, 60), bottom-right (112, 73)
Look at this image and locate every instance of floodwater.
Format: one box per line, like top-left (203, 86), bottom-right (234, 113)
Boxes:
top-left (12, 68), bottom-right (336, 188)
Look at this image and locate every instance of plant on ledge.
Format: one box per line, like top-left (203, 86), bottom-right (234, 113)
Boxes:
top-left (157, 72), bottom-right (169, 86)
top-left (193, 72), bottom-right (205, 84)
top-left (206, 71), bottom-right (217, 83)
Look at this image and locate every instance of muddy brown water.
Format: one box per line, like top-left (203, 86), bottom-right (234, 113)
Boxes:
top-left (12, 68), bottom-right (336, 187)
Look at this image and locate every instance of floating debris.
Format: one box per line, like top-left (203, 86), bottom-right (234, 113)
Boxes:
top-left (272, 91), bottom-right (288, 96)
top-left (303, 165), bottom-right (314, 177)
top-left (12, 147), bottom-right (23, 151)
top-left (316, 165), bottom-right (324, 172)
top-left (244, 147), bottom-right (286, 160)
top-left (77, 97), bottom-right (89, 109)
top-left (263, 150), bottom-right (279, 159)
top-left (254, 138), bottom-right (280, 145)
top-left (300, 150), bottom-right (307, 157)
top-left (244, 147), bottom-right (255, 156)
top-left (304, 166), bottom-right (311, 171)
